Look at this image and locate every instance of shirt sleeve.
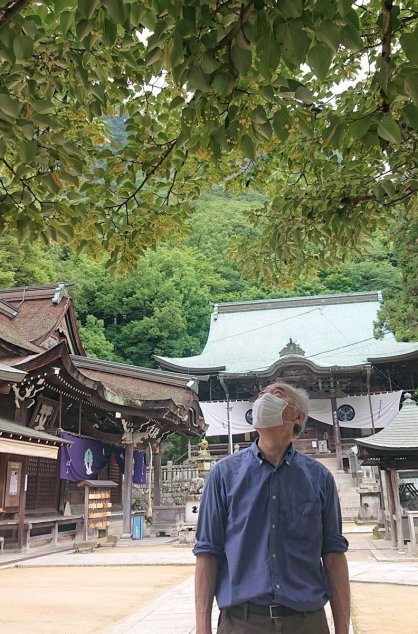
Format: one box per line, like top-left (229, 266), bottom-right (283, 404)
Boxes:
top-left (193, 464), bottom-right (226, 560)
top-left (321, 472), bottom-right (349, 556)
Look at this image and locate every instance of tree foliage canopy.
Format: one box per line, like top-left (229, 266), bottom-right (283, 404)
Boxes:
top-left (0, 1), bottom-right (417, 276)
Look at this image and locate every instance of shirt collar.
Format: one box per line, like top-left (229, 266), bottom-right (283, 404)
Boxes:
top-left (251, 440), bottom-right (296, 466)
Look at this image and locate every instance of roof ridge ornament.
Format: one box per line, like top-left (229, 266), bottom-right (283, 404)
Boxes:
top-left (279, 337), bottom-right (305, 357)
top-left (52, 283), bottom-right (66, 304)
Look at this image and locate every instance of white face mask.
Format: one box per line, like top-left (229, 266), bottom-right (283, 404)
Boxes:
top-left (252, 393), bottom-right (289, 429)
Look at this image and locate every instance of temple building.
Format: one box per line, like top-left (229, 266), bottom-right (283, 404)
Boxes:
top-left (0, 284), bottom-right (204, 551)
top-left (156, 292), bottom-right (418, 470)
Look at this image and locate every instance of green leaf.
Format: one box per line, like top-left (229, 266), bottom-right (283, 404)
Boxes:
top-left (297, 111), bottom-right (314, 137)
top-left (103, 19), bottom-right (117, 46)
top-left (188, 66), bottom-right (211, 92)
top-left (278, 0), bottom-right (303, 19)
top-left (0, 94), bottom-right (20, 118)
top-left (211, 72), bottom-right (235, 97)
top-left (42, 173), bottom-right (61, 194)
top-left (77, 0), bottom-right (99, 21)
top-left (13, 35), bottom-right (33, 63)
top-left (55, 0), bottom-right (75, 14)
top-left (200, 53), bottom-right (220, 74)
top-left (76, 19), bottom-right (93, 40)
top-left (400, 30), bottom-right (418, 65)
top-left (60, 11), bottom-right (74, 36)
top-left (377, 115), bottom-right (402, 145)
top-left (315, 21), bottom-right (341, 52)
top-left (18, 139), bottom-right (37, 162)
top-left (103, 0), bottom-right (126, 24)
top-left (275, 20), bottom-right (309, 67)
top-left (348, 117), bottom-right (371, 140)
top-left (336, 0), bottom-right (353, 16)
top-left (231, 45), bottom-right (252, 76)
top-left (295, 85), bottom-right (314, 103)
top-left (307, 43), bottom-right (333, 80)
top-left (250, 105), bottom-right (267, 124)
top-left (403, 103), bottom-right (418, 130)
top-left (32, 99), bottom-right (54, 114)
top-left (405, 73), bottom-right (418, 106)
top-left (258, 23), bottom-right (281, 80)
top-left (273, 108), bottom-right (290, 141)
top-left (240, 134), bottom-right (256, 161)
top-left (169, 95), bottom-right (185, 110)
top-left (342, 24), bottom-right (363, 52)
top-left (380, 179), bottom-right (396, 197)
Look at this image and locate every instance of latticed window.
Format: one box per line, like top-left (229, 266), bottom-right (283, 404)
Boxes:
top-left (26, 457), bottom-right (59, 512)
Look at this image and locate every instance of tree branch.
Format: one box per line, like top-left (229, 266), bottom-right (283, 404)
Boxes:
top-left (0, 0), bottom-right (31, 28)
top-left (381, 0), bottom-right (393, 113)
top-left (216, 1), bottom-right (255, 50)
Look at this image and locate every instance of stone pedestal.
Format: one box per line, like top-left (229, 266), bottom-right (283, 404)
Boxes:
top-left (357, 485), bottom-right (381, 521)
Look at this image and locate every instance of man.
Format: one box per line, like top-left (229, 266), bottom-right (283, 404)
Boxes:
top-left (194, 381), bottom-right (350, 634)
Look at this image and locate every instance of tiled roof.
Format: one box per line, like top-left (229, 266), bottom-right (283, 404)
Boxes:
top-left (156, 291), bottom-right (418, 374)
top-left (356, 395), bottom-right (418, 450)
top-left (0, 362), bottom-right (26, 382)
top-left (0, 284), bottom-right (84, 355)
top-left (79, 367), bottom-right (196, 409)
top-left (0, 417), bottom-right (71, 445)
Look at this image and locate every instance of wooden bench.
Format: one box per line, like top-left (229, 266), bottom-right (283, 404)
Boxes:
top-left (24, 515), bottom-right (84, 548)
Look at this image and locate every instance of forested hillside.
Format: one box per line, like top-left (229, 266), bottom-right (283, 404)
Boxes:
top-left (0, 189), bottom-right (415, 365)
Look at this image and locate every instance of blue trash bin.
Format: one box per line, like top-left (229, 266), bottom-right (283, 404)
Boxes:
top-left (132, 514), bottom-right (144, 540)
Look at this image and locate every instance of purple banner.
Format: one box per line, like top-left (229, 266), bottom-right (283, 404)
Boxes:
top-left (59, 432), bottom-right (113, 481)
top-left (114, 449), bottom-right (147, 484)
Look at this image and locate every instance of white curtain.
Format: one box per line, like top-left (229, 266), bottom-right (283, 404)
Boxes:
top-left (201, 391), bottom-right (403, 437)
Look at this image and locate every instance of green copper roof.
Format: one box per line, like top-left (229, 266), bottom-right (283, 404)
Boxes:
top-left (356, 394), bottom-right (418, 450)
top-left (156, 292), bottom-right (418, 374)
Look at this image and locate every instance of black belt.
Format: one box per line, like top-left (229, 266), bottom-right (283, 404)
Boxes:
top-left (227, 602), bottom-right (303, 619)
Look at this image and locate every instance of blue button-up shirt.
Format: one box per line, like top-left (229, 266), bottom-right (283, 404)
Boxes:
top-left (193, 442), bottom-right (348, 611)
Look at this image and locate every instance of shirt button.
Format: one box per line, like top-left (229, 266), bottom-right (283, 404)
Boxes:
top-left (272, 495), bottom-right (276, 500)
top-left (272, 554), bottom-right (276, 558)
top-left (276, 584), bottom-right (280, 589)
top-left (272, 524), bottom-right (276, 528)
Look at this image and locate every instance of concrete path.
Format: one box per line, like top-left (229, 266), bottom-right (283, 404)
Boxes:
top-left (4, 534), bottom-right (418, 634)
top-left (102, 575), bottom-right (348, 634)
top-left (18, 545), bottom-right (418, 634)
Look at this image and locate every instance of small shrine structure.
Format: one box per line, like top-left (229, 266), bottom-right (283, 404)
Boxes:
top-left (356, 393), bottom-right (418, 555)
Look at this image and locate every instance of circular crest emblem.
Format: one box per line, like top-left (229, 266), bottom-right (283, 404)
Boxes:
top-left (245, 408), bottom-right (253, 424)
top-left (337, 404), bottom-right (355, 422)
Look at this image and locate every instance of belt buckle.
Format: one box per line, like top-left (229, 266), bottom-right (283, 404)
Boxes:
top-left (269, 605), bottom-right (281, 619)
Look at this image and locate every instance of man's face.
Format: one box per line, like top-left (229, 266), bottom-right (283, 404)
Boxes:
top-left (258, 385), bottom-right (300, 428)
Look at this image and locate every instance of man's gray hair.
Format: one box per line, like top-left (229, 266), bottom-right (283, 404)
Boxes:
top-left (259, 382), bottom-right (310, 436)
top-left (289, 385), bottom-right (310, 416)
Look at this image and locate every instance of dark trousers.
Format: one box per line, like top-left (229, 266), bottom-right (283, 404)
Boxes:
top-left (217, 606), bottom-right (330, 634)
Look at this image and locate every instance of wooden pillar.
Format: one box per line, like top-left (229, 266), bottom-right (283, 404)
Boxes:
top-left (14, 404), bottom-right (29, 551)
top-left (330, 395), bottom-right (344, 471)
top-left (17, 456), bottom-right (28, 551)
top-left (384, 469), bottom-right (397, 548)
top-left (153, 444), bottom-right (161, 507)
top-left (389, 467), bottom-right (405, 553)
top-left (121, 442), bottom-right (134, 537)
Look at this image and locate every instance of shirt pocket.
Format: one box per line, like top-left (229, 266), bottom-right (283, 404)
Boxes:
top-left (287, 497), bottom-right (322, 540)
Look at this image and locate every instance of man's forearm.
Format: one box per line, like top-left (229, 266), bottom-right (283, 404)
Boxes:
top-left (195, 554), bottom-right (219, 634)
top-left (323, 552), bottom-right (350, 634)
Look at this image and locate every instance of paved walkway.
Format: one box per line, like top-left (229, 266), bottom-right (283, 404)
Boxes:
top-left (2, 530), bottom-right (418, 633)
top-left (7, 540), bottom-right (418, 634)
